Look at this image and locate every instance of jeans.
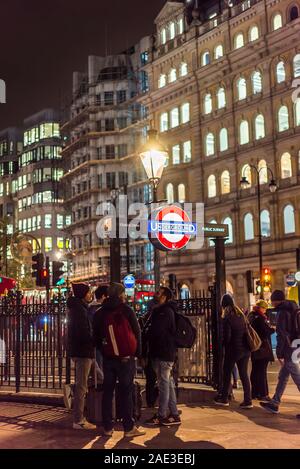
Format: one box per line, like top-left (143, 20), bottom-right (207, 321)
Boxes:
top-left (152, 359), bottom-right (178, 419)
top-left (73, 357), bottom-right (93, 424)
top-left (232, 364), bottom-right (239, 383)
top-left (272, 359), bottom-right (300, 405)
top-left (221, 354), bottom-right (251, 403)
top-left (102, 357), bottom-right (135, 432)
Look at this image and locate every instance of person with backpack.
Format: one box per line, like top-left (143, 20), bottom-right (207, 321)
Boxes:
top-left (214, 294), bottom-right (253, 409)
top-left (95, 282), bottom-right (145, 438)
top-left (145, 287), bottom-right (181, 426)
top-left (260, 290), bottom-right (300, 416)
top-left (90, 285), bottom-right (109, 378)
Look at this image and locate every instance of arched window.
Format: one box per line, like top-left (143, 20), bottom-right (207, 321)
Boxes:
top-left (252, 71), bottom-right (262, 94)
top-left (204, 93), bottom-right (212, 114)
top-left (219, 128), bottom-right (229, 152)
top-left (158, 74), bottom-right (167, 88)
top-left (214, 44), bottom-right (224, 59)
top-left (293, 54), bottom-right (300, 78)
top-left (223, 217), bottom-right (233, 244)
top-left (249, 25), bottom-right (259, 41)
top-left (170, 107), bottom-right (179, 128)
top-left (244, 213), bottom-right (254, 240)
top-left (255, 114), bottom-right (265, 140)
top-left (278, 105), bottom-right (289, 131)
top-left (258, 159), bottom-right (268, 184)
top-left (209, 219), bottom-right (217, 247)
top-left (208, 175), bottom-right (217, 198)
top-left (234, 33), bottom-right (244, 49)
top-left (180, 62), bottom-right (188, 77)
top-left (206, 133), bottom-right (215, 156)
top-left (237, 77), bottom-right (247, 100)
top-left (273, 13), bottom-right (283, 30)
top-left (290, 5), bottom-right (299, 21)
top-left (169, 68), bottom-right (177, 83)
top-left (161, 28), bottom-right (167, 45)
top-left (217, 88), bottom-right (226, 109)
top-left (169, 22), bottom-right (176, 40)
top-left (202, 51), bottom-right (211, 66)
top-left (240, 120), bottom-right (250, 145)
top-left (281, 152), bottom-right (292, 178)
top-left (178, 184), bottom-right (186, 203)
top-left (276, 61), bottom-right (286, 83)
top-left (284, 205), bottom-right (296, 234)
top-left (261, 210), bottom-right (271, 237)
top-left (221, 170), bottom-right (230, 194)
top-left (166, 183), bottom-right (174, 203)
top-left (295, 98), bottom-right (300, 126)
top-left (241, 164), bottom-right (252, 187)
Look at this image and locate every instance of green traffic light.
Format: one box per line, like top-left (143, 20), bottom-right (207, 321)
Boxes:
top-left (0, 278), bottom-right (2, 283)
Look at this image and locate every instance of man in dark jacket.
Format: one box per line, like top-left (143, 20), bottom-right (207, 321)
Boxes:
top-left (94, 282), bottom-right (145, 438)
top-left (260, 290), bottom-right (300, 415)
top-left (145, 287), bottom-right (181, 427)
top-left (67, 283), bottom-right (96, 430)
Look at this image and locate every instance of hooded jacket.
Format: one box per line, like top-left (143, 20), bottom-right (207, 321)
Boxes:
top-left (275, 300), bottom-right (299, 359)
top-left (67, 296), bottom-right (94, 359)
top-left (93, 297), bottom-right (141, 358)
top-left (222, 306), bottom-right (250, 360)
top-left (249, 310), bottom-right (275, 361)
top-left (147, 300), bottom-right (177, 362)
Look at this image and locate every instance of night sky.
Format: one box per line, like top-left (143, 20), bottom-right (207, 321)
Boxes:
top-left (0, 0), bottom-right (166, 130)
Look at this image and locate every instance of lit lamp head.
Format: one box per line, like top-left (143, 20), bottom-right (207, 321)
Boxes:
top-left (139, 129), bottom-right (168, 188)
top-left (240, 176), bottom-right (250, 190)
top-left (269, 179), bottom-right (277, 193)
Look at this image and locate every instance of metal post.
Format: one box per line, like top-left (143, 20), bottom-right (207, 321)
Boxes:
top-left (15, 290), bottom-right (22, 393)
top-left (257, 177), bottom-right (264, 299)
top-left (110, 194), bottom-right (121, 283)
top-left (152, 185), bottom-right (160, 291)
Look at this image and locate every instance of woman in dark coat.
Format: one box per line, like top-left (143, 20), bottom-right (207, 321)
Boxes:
top-left (214, 294), bottom-right (252, 409)
top-left (249, 300), bottom-right (275, 401)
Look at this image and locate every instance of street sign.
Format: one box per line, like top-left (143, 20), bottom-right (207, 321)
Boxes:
top-left (123, 274), bottom-right (135, 289)
top-left (202, 223), bottom-right (229, 238)
top-left (286, 273), bottom-right (296, 287)
top-left (295, 271), bottom-right (300, 282)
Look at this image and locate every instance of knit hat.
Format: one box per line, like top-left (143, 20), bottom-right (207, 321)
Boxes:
top-left (72, 283), bottom-right (90, 299)
top-left (256, 300), bottom-right (269, 309)
top-left (270, 290), bottom-right (285, 302)
top-left (108, 282), bottom-right (125, 298)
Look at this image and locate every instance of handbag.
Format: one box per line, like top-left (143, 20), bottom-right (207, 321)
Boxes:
top-left (244, 315), bottom-right (262, 352)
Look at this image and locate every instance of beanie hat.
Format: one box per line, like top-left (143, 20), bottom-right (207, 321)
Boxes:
top-left (270, 290), bottom-right (285, 302)
top-left (256, 300), bottom-right (269, 309)
top-left (108, 282), bottom-right (125, 298)
top-left (72, 283), bottom-right (90, 299)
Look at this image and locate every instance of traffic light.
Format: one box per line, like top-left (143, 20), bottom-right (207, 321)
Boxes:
top-left (262, 267), bottom-right (271, 292)
top-left (52, 261), bottom-right (64, 286)
top-left (169, 274), bottom-right (177, 297)
top-left (32, 253), bottom-right (44, 287)
top-left (41, 268), bottom-right (50, 288)
top-left (246, 270), bottom-right (253, 293)
top-left (255, 280), bottom-right (261, 295)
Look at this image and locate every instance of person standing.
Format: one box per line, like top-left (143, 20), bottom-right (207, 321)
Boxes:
top-left (145, 287), bottom-right (181, 426)
top-left (90, 285), bottom-right (109, 377)
top-left (214, 294), bottom-right (253, 409)
top-left (249, 300), bottom-right (275, 401)
top-left (66, 283), bottom-right (96, 430)
top-left (260, 290), bottom-right (300, 416)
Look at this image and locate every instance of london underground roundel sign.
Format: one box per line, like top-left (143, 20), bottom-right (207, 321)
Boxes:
top-left (148, 205), bottom-right (197, 252)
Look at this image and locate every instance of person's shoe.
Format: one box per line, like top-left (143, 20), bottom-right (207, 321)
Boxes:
top-left (214, 396), bottom-right (229, 407)
top-left (144, 414), bottom-right (160, 426)
top-left (73, 419), bottom-right (97, 430)
top-left (160, 415), bottom-right (181, 426)
top-left (260, 401), bottom-right (279, 414)
top-left (63, 384), bottom-right (73, 410)
top-left (260, 396), bottom-right (272, 402)
top-left (232, 381), bottom-right (238, 389)
top-left (124, 426), bottom-right (146, 438)
top-left (102, 428), bottom-right (114, 437)
top-left (240, 401), bottom-right (253, 409)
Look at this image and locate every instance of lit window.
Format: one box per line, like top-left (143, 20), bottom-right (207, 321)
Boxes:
top-left (258, 160), bottom-right (268, 184)
top-left (202, 51), bottom-right (211, 66)
top-left (45, 237), bottom-right (53, 252)
top-left (214, 44), bottom-right (224, 59)
top-left (281, 153), bottom-right (292, 178)
top-left (234, 33), bottom-right (244, 49)
top-left (169, 68), bottom-right (177, 83)
top-left (160, 112), bottom-right (169, 132)
top-left (255, 114), bottom-right (265, 140)
top-left (217, 88), bottom-right (226, 109)
top-left (244, 213), bottom-right (254, 240)
top-left (183, 140), bottom-right (192, 162)
top-left (284, 205), bottom-right (295, 234)
top-left (181, 103), bottom-right (190, 123)
top-left (252, 71), bottom-right (262, 94)
top-left (166, 183), bottom-right (174, 203)
top-left (170, 107), bottom-right (180, 128)
top-left (219, 128), bottom-right (228, 152)
top-left (295, 98), bottom-right (300, 126)
top-left (57, 214), bottom-right (64, 229)
top-left (208, 175), bottom-right (217, 198)
top-left (237, 77), bottom-right (247, 100)
top-left (180, 62), bottom-right (188, 77)
top-left (172, 144), bottom-right (180, 164)
top-left (57, 238), bottom-right (64, 250)
top-left (276, 61), bottom-right (286, 83)
top-left (159, 74), bottom-right (167, 88)
top-left (178, 184), bottom-right (186, 203)
top-left (260, 210), bottom-right (271, 237)
top-left (273, 13), bottom-right (283, 30)
top-left (209, 219), bottom-right (218, 247)
top-left (241, 164), bottom-right (252, 187)
top-left (178, 17), bottom-right (184, 34)
top-left (161, 28), bottom-right (167, 45)
top-left (293, 54), bottom-right (300, 78)
top-left (249, 26), bottom-right (259, 42)
top-left (223, 217), bottom-right (233, 244)
top-left (239, 120), bottom-right (250, 145)
top-left (45, 214), bottom-right (52, 228)
top-left (278, 105), bottom-right (289, 132)
top-left (204, 93), bottom-right (212, 114)
top-left (221, 171), bottom-right (230, 194)
top-left (206, 133), bottom-right (215, 156)
top-left (169, 22), bottom-right (176, 40)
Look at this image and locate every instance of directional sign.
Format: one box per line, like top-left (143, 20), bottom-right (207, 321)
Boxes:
top-left (286, 273), bottom-right (296, 287)
top-left (123, 274), bottom-right (135, 289)
top-left (202, 224), bottom-right (229, 238)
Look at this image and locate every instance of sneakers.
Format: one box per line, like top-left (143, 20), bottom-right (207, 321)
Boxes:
top-left (63, 384), bottom-right (74, 410)
top-left (124, 426), bottom-right (146, 438)
top-left (73, 419), bottom-right (97, 430)
top-left (239, 401), bottom-right (253, 409)
top-left (144, 414), bottom-right (160, 426)
top-left (214, 396), bottom-right (229, 407)
top-left (260, 401), bottom-right (279, 414)
top-left (160, 415), bottom-right (181, 426)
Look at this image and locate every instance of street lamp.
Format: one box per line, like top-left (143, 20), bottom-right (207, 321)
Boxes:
top-left (139, 128), bottom-right (168, 291)
top-left (240, 163), bottom-right (277, 299)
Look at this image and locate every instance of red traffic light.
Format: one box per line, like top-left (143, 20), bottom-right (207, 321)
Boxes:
top-left (41, 269), bottom-right (49, 279)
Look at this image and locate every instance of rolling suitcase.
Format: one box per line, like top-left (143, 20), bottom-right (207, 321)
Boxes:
top-left (115, 381), bottom-right (143, 422)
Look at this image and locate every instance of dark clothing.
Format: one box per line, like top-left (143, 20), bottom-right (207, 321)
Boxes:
top-left (222, 307), bottom-right (250, 360)
top-left (93, 297), bottom-right (141, 358)
top-left (67, 296), bottom-right (94, 359)
top-left (148, 300), bottom-right (177, 362)
top-left (249, 311), bottom-right (274, 361)
top-left (221, 354), bottom-right (251, 403)
top-left (144, 360), bottom-right (159, 408)
top-left (275, 300), bottom-right (299, 359)
top-left (102, 356), bottom-right (135, 432)
top-left (251, 359), bottom-right (270, 398)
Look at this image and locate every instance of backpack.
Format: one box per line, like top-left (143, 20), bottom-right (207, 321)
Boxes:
top-left (174, 312), bottom-right (197, 349)
top-left (102, 305), bottom-right (137, 358)
top-left (289, 308), bottom-right (300, 341)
